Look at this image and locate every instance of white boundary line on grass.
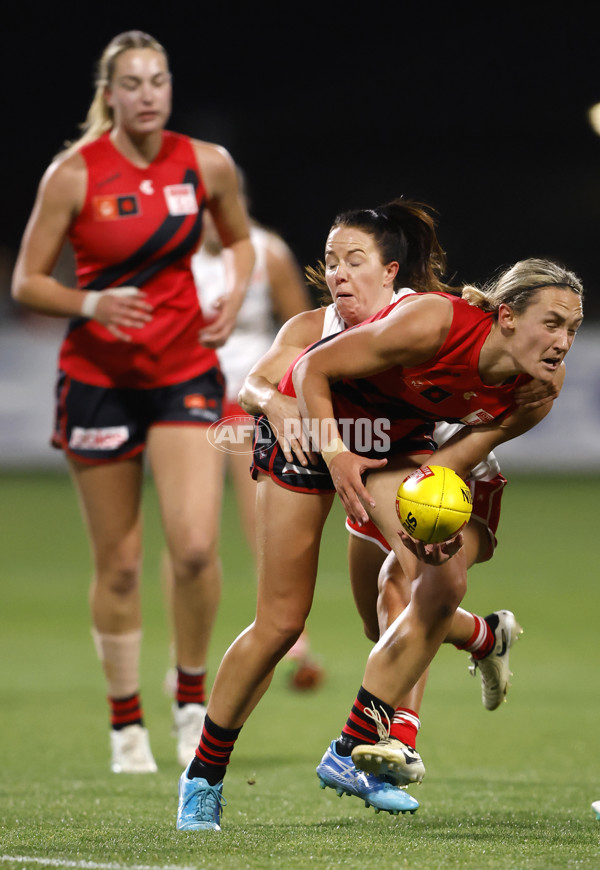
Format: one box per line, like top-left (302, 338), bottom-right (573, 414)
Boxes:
top-left (1, 857), bottom-right (194, 870)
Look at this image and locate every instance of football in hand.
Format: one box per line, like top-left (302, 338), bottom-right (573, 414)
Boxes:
top-left (395, 465), bottom-right (473, 543)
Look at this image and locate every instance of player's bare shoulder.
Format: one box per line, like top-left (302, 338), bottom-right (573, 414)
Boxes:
top-left (263, 230), bottom-right (294, 266)
top-left (38, 149), bottom-right (87, 217)
top-left (31, 151), bottom-right (87, 222)
top-left (190, 138), bottom-right (236, 197)
top-left (279, 307), bottom-right (325, 346)
top-left (387, 291), bottom-right (454, 352)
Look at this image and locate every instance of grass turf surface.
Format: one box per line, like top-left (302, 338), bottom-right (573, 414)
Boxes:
top-left (1, 470), bottom-right (599, 869)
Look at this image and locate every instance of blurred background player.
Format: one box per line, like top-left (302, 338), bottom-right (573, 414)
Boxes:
top-left (162, 174), bottom-right (319, 764)
top-left (11, 31), bottom-right (255, 774)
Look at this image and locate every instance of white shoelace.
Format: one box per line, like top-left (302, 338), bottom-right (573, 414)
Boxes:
top-left (364, 702), bottom-right (391, 741)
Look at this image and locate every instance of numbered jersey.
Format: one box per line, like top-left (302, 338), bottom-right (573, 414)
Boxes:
top-left (60, 131), bottom-right (217, 388)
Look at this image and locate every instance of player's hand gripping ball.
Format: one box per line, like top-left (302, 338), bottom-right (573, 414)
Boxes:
top-left (396, 465), bottom-right (473, 543)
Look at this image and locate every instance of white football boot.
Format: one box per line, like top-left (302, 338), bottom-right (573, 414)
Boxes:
top-left (469, 610), bottom-right (523, 710)
top-left (351, 703), bottom-right (425, 785)
top-left (110, 724), bottom-right (158, 773)
top-left (173, 703), bottom-right (207, 768)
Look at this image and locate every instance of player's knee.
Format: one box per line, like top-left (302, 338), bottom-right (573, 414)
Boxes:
top-left (435, 574), bottom-right (466, 619)
top-left (278, 618), bottom-right (305, 650)
top-left (413, 568), bottom-right (465, 625)
top-left (257, 615), bottom-right (305, 657)
top-left (100, 562), bottom-right (140, 597)
top-left (171, 540), bottom-right (216, 581)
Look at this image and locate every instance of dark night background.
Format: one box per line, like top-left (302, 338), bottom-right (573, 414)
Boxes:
top-left (2, 3), bottom-right (599, 317)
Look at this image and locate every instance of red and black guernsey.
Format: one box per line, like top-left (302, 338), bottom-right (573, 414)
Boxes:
top-left (60, 131), bottom-right (217, 389)
top-left (278, 293), bottom-right (531, 452)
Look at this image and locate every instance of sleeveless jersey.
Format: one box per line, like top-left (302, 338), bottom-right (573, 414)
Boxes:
top-left (320, 292), bottom-right (500, 478)
top-left (60, 131), bottom-right (217, 388)
top-left (193, 226), bottom-right (276, 402)
top-left (279, 292), bottom-right (530, 454)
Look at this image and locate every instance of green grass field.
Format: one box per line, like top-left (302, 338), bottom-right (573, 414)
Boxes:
top-left (1, 470), bottom-right (599, 869)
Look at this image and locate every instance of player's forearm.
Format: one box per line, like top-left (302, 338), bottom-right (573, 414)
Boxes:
top-left (432, 433), bottom-right (500, 481)
top-left (11, 272), bottom-right (86, 319)
top-left (221, 237), bottom-right (256, 309)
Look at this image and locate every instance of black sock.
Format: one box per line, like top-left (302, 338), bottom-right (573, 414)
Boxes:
top-left (187, 714), bottom-right (242, 785)
top-left (335, 686), bottom-right (395, 756)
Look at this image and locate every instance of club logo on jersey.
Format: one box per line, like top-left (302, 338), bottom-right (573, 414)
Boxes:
top-left (163, 183), bottom-right (198, 216)
top-left (460, 409), bottom-right (495, 425)
top-left (92, 194), bottom-right (140, 221)
top-left (405, 376), bottom-right (451, 404)
top-left (139, 179), bottom-right (154, 195)
top-left (420, 385), bottom-right (452, 404)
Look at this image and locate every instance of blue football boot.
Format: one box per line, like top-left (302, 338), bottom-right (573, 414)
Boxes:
top-left (177, 762), bottom-right (227, 831)
top-left (316, 740), bottom-right (419, 815)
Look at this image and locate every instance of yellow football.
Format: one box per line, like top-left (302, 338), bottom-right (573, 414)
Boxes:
top-left (395, 465), bottom-right (473, 543)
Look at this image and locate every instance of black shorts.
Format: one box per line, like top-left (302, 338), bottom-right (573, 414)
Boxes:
top-left (249, 414), bottom-right (436, 495)
top-left (52, 367), bottom-right (224, 464)
top-left (250, 416), bottom-right (335, 493)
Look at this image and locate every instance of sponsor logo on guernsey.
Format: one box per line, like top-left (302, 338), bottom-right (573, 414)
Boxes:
top-left (139, 179), bottom-right (154, 195)
top-left (460, 409), bottom-right (495, 425)
top-left (163, 183), bottom-right (198, 216)
top-left (92, 194), bottom-right (140, 221)
top-left (69, 426), bottom-right (129, 450)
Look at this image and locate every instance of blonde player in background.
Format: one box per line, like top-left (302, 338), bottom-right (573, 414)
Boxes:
top-left (11, 31), bottom-right (255, 775)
